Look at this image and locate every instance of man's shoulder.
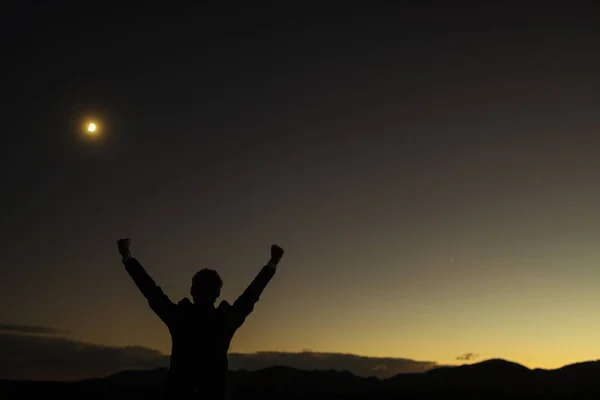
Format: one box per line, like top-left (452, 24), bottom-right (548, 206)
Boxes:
top-left (177, 297), bottom-right (193, 308)
top-left (217, 300), bottom-right (232, 313)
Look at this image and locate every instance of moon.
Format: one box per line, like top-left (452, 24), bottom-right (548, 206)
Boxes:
top-left (83, 120), bottom-right (101, 138)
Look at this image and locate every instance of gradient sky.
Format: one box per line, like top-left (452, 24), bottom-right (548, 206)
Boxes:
top-left (3, 3), bottom-right (600, 380)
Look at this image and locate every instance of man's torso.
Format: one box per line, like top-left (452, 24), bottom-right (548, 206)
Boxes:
top-left (165, 300), bottom-right (236, 399)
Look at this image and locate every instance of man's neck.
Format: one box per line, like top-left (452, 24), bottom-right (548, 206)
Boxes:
top-left (194, 301), bottom-right (215, 310)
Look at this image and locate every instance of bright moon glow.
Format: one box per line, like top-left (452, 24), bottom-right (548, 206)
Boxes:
top-left (83, 120), bottom-right (100, 139)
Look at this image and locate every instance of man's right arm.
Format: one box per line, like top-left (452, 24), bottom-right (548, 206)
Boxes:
top-left (119, 239), bottom-right (175, 325)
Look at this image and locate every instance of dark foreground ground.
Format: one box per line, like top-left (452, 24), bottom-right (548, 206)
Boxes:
top-left (4, 359), bottom-right (600, 399)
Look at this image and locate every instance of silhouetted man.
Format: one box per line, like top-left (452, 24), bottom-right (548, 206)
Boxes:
top-left (117, 238), bottom-right (284, 400)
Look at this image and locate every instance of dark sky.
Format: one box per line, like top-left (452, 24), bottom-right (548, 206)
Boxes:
top-left (3, 2), bottom-right (600, 380)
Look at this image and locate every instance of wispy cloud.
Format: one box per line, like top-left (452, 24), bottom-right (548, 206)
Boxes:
top-left (229, 351), bottom-right (440, 378)
top-left (456, 352), bottom-right (479, 361)
top-left (0, 323), bottom-right (70, 335)
top-left (0, 332), bottom-right (168, 381)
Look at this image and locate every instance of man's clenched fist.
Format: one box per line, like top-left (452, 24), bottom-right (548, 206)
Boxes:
top-left (118, 238), bottom-right (131, 258)
top-left (270, 244), bottom-right (284, 264)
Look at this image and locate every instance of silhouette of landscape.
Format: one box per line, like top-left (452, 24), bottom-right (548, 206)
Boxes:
top-left (4, 358), bottom-right (600, 399)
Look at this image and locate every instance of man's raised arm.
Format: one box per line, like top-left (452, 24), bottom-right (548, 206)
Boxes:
top-left (230, 244), bottom-right (284, 329)
top-left (118, 238), bottom-right (176, 325)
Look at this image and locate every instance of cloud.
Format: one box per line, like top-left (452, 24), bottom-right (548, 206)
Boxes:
top-left (0, 323), bottom-right (70, 335)
top-left (456, 352), bottom-right (479, 361)
top-left (228, 351), bottom-right (440, 379)
top-left (0, 324), bottom-right (441, 381)
top-left (0, 332), bottom-right (169, 381)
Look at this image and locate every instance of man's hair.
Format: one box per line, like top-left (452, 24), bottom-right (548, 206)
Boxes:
top-left (192, 268), bottom-right (223, 290)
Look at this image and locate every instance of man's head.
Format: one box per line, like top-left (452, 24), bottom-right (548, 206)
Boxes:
top-left (191, 268), bottom-right (223, 305)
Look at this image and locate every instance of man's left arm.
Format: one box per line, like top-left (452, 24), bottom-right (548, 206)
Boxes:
top-left (230, 244), bottom-right (284, 328)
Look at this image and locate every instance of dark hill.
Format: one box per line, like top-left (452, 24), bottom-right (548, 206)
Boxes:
top-left (4, 358), bottom-right (600, 399)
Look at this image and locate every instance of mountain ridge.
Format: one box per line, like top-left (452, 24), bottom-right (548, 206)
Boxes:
top-left (4, 358), bottom-right (600, 398)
